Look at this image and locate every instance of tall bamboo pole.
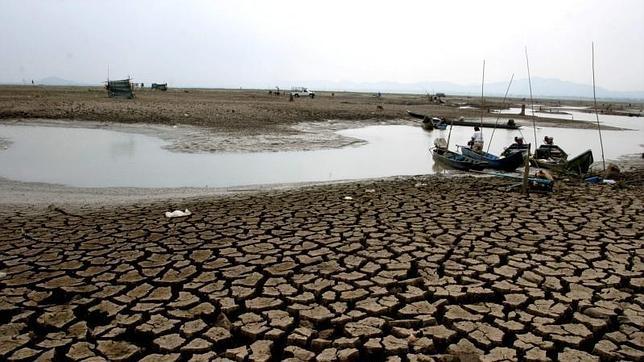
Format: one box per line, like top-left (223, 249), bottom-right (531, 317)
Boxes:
top-left (525, 47), bottom-right (538, 152)
top-left (487, 73), bottom-right (515, 153)
top-left (591, 42), bottom-right (607, 171)
top-left (480, 60), bottom-right (485, 135)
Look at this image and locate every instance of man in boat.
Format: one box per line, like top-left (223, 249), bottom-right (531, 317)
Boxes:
top-left (536, 136), bottom-right (566, 161)
top-left (501, 136), bottom-right (530, 157)
top-left (469, 126), bottom-right (484, 152)
top-left (514, 136), bottom-right (524, 146)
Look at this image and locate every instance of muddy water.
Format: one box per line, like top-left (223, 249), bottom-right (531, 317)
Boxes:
top-left (0, 118), bottom-right (642, 188)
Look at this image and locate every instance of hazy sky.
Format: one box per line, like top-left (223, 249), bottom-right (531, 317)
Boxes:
top-left (1, 0), bottom-right (643, 91)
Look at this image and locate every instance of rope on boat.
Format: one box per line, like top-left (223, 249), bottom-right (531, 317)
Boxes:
top-left (486, 74), bottom-right (515, 153)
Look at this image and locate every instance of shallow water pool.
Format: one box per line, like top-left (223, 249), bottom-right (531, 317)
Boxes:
top-left (0, 120), bottom-right (642, 188)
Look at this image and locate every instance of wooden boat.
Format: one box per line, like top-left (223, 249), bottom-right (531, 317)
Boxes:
top-left (531, 149), bottom-right (594, 175)
top-left (408, 111), bottom-right (520, 129)
top-left (535, 144), bottom-right (568, 162)
top-left (501, 143), bottom-right (530, 158)
top-left (432, 148), bottom-right (488, 171)
top-left (421, 117), bottom-right (434, 130)
top-left (459, 145), bottom-right (526, 171)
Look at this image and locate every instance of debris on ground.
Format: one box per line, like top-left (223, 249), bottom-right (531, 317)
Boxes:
top-left (165, 209), bottom-right (192, 218)
top-left (604, 163), bottom-right (621, 179)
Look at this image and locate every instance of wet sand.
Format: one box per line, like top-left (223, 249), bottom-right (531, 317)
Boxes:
top-left (1, 174), bottom-right (643, 361)
top-left (0, 118), bottom-right (398, 154)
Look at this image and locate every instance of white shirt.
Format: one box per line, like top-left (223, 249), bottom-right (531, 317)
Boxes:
top-left (472, 131), bottom-right (483, 143)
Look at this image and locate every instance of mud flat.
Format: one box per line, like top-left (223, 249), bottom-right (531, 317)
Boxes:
top-left (0, 118), bottom-right (411, 154)
top-left (1, 174), bottom-right (642, 360)
top-left (0, 86), bottom-right (623, 139)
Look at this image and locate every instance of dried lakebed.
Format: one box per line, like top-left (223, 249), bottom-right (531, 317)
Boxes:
top-left (0, 176), bottom-right (642, 361)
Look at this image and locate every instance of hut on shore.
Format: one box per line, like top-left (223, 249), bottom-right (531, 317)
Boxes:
top-left (106, 79), bottom-right (134, 98)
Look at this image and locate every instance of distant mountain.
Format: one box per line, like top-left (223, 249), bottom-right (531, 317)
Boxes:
top-left (302, 77), bottom-right (644, 100)
top-left (37, 76), bottom-right (89, 86)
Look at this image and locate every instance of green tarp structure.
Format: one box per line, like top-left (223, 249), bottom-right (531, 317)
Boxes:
top-left (106, 79), bottom-right (134, 98)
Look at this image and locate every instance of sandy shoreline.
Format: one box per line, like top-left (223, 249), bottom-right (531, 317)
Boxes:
top-left (0, 174), bottom-right (411, 209)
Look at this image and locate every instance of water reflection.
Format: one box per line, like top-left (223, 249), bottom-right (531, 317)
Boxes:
top-left (109, 138), bottom-right (136, 159)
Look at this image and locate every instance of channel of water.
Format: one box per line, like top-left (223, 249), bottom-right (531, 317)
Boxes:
top-left (0, 111), bottom-right (641, 188)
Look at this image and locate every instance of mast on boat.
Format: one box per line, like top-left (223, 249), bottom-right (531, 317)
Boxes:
top-left (523, 47), bottom-right (538, 195)
top-left (480, 60), bottom-right (485, 134)
top-left (524, 47), bottom-right (538, 153)
top-left (486, 74), bottom-right (515, 153)
top-left (591, 42), bottom-right (607, 172)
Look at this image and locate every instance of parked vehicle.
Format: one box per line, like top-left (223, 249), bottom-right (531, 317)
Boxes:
top-left (290, 87), bottom-right (315, 98)
top-left (151, 83), bottom-right (168, 91)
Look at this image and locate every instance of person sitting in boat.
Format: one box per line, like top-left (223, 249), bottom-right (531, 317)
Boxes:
top-left (536, 136), bottom-right (567, 161)
top-left (514, 136), bottom-right (524, 146)
top-left (501, 136), bottom-right (529, 157)
top-left (468, 126), bottom-right (484, 152)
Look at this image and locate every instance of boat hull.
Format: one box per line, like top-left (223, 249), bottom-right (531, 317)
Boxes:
top-left (460, 146), bottom-right (526, 171)
top-left (531, 150), bottom-right (594, 175)
top-left (421, 117), bottom-right (447, 130)
top-left (432, 148), bottom-right (488, 171)
top-left (408, 111), bottom-right (520, 129)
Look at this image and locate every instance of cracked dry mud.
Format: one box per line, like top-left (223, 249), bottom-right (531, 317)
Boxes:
top-left (0, 176), bottom-right (642, 361)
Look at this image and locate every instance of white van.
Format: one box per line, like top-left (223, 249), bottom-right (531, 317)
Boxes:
top-left (290, 87), bottom-right (315, 98)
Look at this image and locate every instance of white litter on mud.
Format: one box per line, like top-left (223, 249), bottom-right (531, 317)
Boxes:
top-left (0, 272), bottom-right (6, 279)
top-left (165, 209), bottom-right (192, 218)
